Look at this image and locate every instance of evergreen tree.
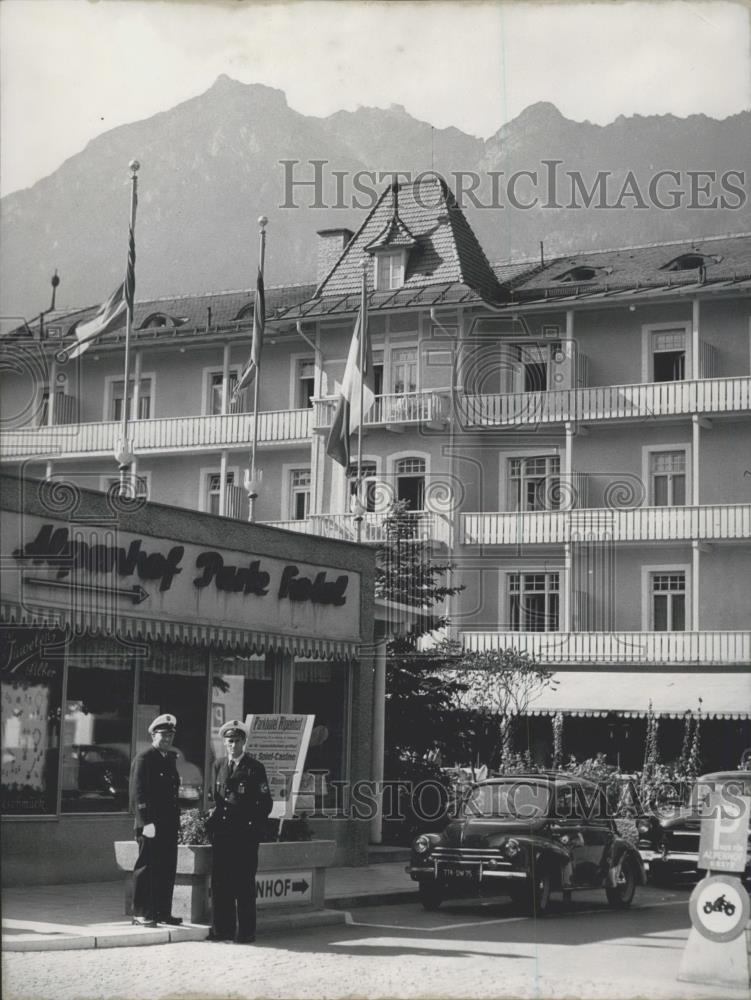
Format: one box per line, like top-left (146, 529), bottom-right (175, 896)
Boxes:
top-left (687, 699), bottom-right (703, 779)
top-left (552, 711), bottom-right (564, 770)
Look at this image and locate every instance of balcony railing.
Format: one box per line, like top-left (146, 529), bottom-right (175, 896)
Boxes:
top-left (264, 510), bottom-right (450, 545)
top-left (0, 409), bottom-right (313, 461)
top-left (460, 630), bottom-right (751, 666)
top-left (314, 390), bottom-right (449, 431)
top-left (458, 376), bottom-right (751, 427)
top-left (461, 504), bottom-right (751, 546)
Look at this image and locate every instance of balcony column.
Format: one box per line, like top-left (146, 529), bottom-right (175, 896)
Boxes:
top-left (563, 421), bottom-right (574, 510)
top-left (221, 343), bottom-right (231, 414)
top-left (692, 541), bottom-right (700, 631)
top-left (370, 637), bottom-right (387, 844)
top-left (562, 542), bottom-right (572, 631)
top-left (691, 415), bottom-right (700, 505)
top-left (219, 450), bottom-right (228, 517)
top-left (691, 298), bottom-right (700, 379)
top-left (310, 326), bottom-right (323, 516)
top-left (131, 350), bottom-right (142, 420)
top-left (47, 356), bottom-right (57, 426)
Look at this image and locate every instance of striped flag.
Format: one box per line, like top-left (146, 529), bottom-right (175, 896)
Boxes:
top-left (67, 283), bottom-right (127, 359)
top-left (326, 308), bottom-right (375, 467)
top-left (124, 216), bottom-right (136, 315)
top-left (233, 268), bottom-right (265, 399)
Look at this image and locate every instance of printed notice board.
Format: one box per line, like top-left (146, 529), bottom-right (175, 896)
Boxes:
top-left (244, 714), bottom-right (314, 819)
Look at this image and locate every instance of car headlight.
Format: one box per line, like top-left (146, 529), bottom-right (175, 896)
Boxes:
top-left (503, 837), bottom-right (521, 858)
top-left (637, 820), bottom-right (652, 836)
top-left (413, 835), bottom-right (432, 855)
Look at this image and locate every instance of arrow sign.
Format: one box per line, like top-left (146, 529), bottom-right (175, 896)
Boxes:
top-left (255, 871), bottom-right (313, 907)
top-left (26, 576), bottom-right (149, 605)
top-left (292, 879), bottom-right (309, 894)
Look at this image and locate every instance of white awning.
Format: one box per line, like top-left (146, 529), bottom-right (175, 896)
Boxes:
top-left (526, 671), bottom-right (751, 720)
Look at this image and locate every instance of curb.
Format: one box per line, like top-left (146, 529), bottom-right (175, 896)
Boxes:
top-left (326, 889), bottom-right (418, 910)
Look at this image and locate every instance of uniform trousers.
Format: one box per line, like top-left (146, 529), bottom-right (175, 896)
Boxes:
top-left (133, 828), bottom-right (178, 921)
top-left (211, 825), bottom-right (260, 940)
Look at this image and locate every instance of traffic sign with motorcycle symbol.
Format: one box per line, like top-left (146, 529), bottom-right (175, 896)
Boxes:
top-left (688, 874), bottom-right (750, 943)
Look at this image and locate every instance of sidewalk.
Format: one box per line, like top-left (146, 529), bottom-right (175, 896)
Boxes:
top-left (1, 860), bottom-right (416, 952)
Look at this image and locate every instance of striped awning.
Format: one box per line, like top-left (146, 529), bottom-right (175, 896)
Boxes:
top-left (526, 671), bottom-right (751, 720)
top-left (0, 603), bottom-right (360, 661)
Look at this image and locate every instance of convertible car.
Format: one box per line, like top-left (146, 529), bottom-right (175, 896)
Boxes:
top-left (406, 773), bottom-right (645, 915)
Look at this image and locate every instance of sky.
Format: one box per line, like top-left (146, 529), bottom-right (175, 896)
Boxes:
top-left (1, 0), bottom-right (750, 198)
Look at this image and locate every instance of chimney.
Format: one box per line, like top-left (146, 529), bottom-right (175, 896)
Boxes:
top-left (316, 228), bottom-right (354, 285)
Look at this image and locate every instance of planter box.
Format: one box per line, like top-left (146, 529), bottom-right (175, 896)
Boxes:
top-left (114, 839), bottom-right (336, 924)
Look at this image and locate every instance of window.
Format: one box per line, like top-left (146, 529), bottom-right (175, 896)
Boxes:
top-left (101, 473), bottom-right (150, 501)
top-left (207, 370), bottom-right (240, 415)
top-left (651, 572), bottom-right (686, 631)
top-left (210, 656), bottom-right (274, 765)
top-left (110, 377), bottom-right (152, 421)
top-left (661, 253), bottom-right (711, 272)
top-left (347, 462), bottom-right (377, 512)
top-left (509, 456), bottom-right (560, 511)
top-left (395, 457), bottom-right (425, 510)
top-left (296, 359), bottom-right (316, 409)
top-left (373, 352), bottom-right (384, 396)
top-left (289, 468), bottom-right (311, 521)
top-left (555, 266), bottom-right (599, 283)
top-left (391, 348), bottom-right (417, 395)
top-left (650, 451), bottom-right (686, 506)
top-left (206, 472), bottom-right (234, 515)
top-left (293, 660), bottom-right (349, 810)
top-left (375, 251), bottom-right (405, 291)
top-left (652, 330), bottom-right (686, 382)
top-left (509, 572), bottom-right (560, 632)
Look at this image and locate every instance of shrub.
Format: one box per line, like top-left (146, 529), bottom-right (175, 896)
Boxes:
top-left (178, 808), bottom-right (211, 845)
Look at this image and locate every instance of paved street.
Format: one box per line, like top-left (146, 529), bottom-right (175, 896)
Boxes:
top-left (3, 885), bottom-right (748, 1000)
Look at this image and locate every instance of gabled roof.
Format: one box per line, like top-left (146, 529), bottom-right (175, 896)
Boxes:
top-left (314, 176), bottom-right (505, 303)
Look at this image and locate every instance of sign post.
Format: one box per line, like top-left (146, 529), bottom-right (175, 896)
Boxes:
top-left (678, 783), bottom-right (750, 989)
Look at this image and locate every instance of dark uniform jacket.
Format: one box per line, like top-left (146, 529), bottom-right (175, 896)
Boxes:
top-left (209, 753), bottom-right (273, 837)
top-left (130, 747), bottom-right (180, 833)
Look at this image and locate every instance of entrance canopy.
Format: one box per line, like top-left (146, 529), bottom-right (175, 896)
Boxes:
top-left (526, 671), bottom-right (751, 720)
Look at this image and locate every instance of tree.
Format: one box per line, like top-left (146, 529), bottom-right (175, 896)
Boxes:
top-left (375, 501), bottom-right (466, 769)
top-left (441, 646), bottom-right (556, 769)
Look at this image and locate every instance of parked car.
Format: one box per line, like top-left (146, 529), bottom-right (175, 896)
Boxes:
top-left (637, 770), bottom-right (751, 885)
top-left (406, 773), bottom-right (645, 915)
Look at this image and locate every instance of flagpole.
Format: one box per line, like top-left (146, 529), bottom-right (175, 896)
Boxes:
top-left (116, 160), bottom-right (139, 498)
top-left (247, 215), bottom-right (267, 524)
top-left (355, 258), bottom-right (368, 544)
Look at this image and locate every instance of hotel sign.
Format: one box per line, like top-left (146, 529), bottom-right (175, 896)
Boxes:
top-left (3, 513), bottom-right (361, 642)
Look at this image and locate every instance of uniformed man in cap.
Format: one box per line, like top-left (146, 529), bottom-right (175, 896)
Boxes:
top-left (207, 719), bottom-right (273, 943)
top-left (129, 713), bottom-right (182, 927)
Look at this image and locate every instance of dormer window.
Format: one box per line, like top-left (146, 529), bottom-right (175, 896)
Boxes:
top-left (140, 313), bottom-right (170, 329)
top-left (375, 250), bottom-right (406, 291)
top-left (555, 266), bottom-right (599, 283)
top-left (661, 252), bottom-right (715, 272)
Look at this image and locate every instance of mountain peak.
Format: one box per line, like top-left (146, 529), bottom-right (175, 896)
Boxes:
top-left (204, 75), bottom-right (288, 107)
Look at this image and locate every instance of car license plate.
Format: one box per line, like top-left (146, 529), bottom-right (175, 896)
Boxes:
top-left (439, 865), bottom-right (481, 881)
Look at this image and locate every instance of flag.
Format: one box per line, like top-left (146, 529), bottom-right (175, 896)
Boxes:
top-left (326, 308), bottom-right (376, 467)
top-left (124, 218), bottom-right (136, 315)
top-left (233, 268), bottom-right (265, 399)
top-left (67, 282), bottom-right (127, 359)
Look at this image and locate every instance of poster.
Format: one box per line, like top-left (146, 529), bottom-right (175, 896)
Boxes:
top-left (244, 713), bottom-right (314, 819)
top-left (1, 625), bottom-right (65, 815)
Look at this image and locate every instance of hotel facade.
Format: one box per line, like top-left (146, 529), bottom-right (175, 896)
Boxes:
top-left (2, 178), bottom-right (750, 824)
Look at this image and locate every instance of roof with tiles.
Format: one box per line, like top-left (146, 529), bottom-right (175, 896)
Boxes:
top-left (509, 233), bottom-right (751, 299)
top-left (12, 283), bottom-right (315, 341)
top-left (315, 176), bottom-right (505, 303)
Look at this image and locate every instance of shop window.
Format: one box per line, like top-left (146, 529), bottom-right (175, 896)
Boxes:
top-left (651, 572), bottom-right (686, 631)
top-left (137, 643), bottom-right (209, 809)
top-left (509, 572), bottom-right (560, 632)
top-left (395, 456), bottom-right (425, 510)
top-left (649, 451), bottom-right (686, 506)
top-left (110, 377), bottom-right (152, 421)
top-left (508, 456), bottom-right (560, 511)
top-left (61, 638), bottom-right (136, 813)
top-left (210, 656), bottom-right (275, 767)
top-left (293, 660), bottom-right (348, 810)
top-left (289, 468), bottom-right (311, 521)
top-left (1, 626), bottom-right (65, 816)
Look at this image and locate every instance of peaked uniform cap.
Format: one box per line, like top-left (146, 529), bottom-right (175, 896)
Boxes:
top-left (219, 719), bottom-right (248, 739)
top-left (148, 713), bottom-right (177, 734)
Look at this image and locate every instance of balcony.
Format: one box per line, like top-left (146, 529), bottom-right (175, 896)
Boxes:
top-left (460, 630), bottom-right (751, 666)
top-left (263, 510), bottom-right (450, 545)
top-left (314, 390), bottom-right (449, 432)
top-left (0, 409), bottom-right (313, 462)
top-left (458, 376), bottom-right (751, 428)
top-left (461, 504), bottom-right (751, 546)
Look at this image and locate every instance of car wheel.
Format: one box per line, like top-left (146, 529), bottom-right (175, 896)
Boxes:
top-left (606, 858), bottom-right (637, 908)
top-left (513, 867), bottom-right (552, 917)
top-left (418, 881), bottom-right (443, 911)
